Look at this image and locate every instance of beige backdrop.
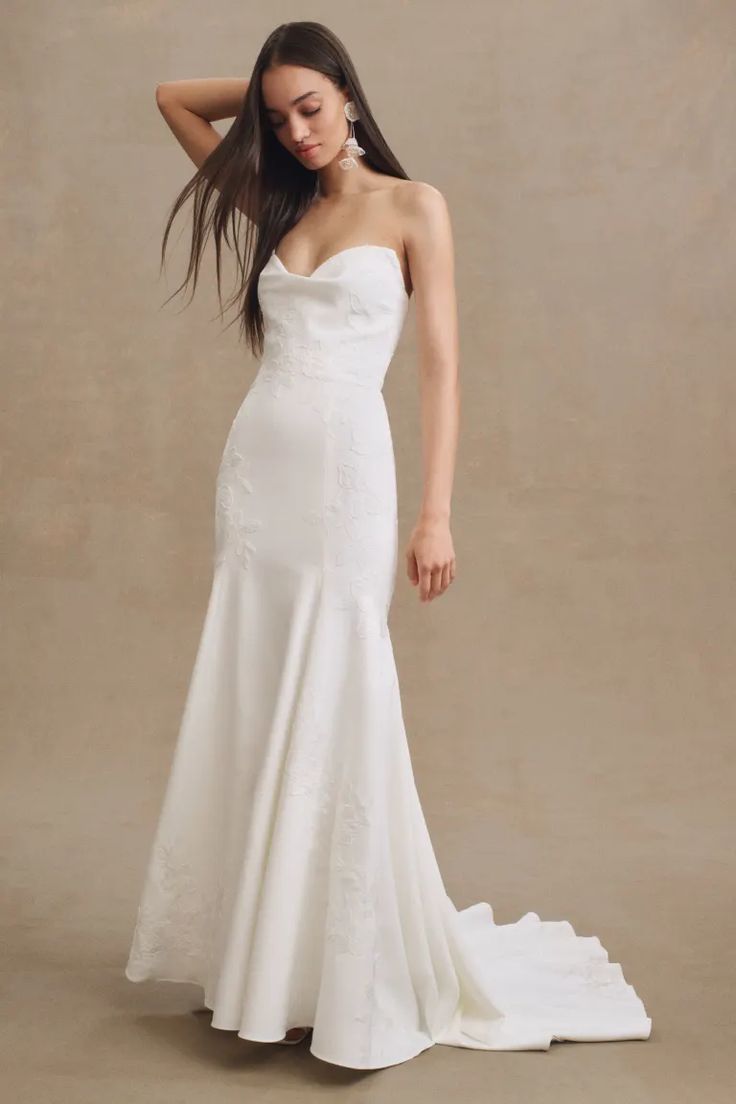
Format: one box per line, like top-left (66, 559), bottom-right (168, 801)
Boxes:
top-left (3, 2), bottom-right (734, 1100)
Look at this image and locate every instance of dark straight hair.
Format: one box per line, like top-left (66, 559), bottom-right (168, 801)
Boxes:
top-left (157, 21), bottom-right (411, 359)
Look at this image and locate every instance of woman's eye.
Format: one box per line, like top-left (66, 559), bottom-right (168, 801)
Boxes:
top-left (271, 107), bottom-right (320, 129)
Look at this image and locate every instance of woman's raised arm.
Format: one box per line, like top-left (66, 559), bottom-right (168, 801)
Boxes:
top-left (155, 78), bottom-right (259, 220)
top-left (155, 77), bottom-right (250, 170)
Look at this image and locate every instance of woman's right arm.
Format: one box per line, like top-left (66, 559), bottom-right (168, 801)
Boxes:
top-left (155, 78), bottom-right (253, 214)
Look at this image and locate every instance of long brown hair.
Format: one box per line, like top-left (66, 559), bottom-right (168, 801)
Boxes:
top-left (158, 21), bottom-right (411, 359)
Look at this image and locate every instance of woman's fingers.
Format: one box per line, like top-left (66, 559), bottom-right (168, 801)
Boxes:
top-left (419, 562), bottom-right (452, 601)
top-left (407, 545), bottom-right (457, 601)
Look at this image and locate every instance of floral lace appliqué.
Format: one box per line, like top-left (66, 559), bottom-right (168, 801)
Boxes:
top-left (127, 837), bottom-right (225, 974)
top-left (283, 683), bottom-right (337, 815)
top-left (214, 443), bottom-right (263, 570)
top-left (326, 778), bottom-right (376, 958)
top-left (304, 446), bottom-right (394, 639)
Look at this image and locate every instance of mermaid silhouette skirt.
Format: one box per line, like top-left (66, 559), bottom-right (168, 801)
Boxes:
top-left (124, 246), bottom-right (652, 1069)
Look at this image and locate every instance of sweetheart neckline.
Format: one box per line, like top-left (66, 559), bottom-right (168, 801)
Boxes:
top-left (270, 244), bottom-right (409, 299)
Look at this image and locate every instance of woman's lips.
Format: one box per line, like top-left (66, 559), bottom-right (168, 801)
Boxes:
top-left (299, 144), bottom-right (320, 157)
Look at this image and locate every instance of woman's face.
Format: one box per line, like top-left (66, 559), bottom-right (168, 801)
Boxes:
top-left (261, 65), bottom-right (348, 168)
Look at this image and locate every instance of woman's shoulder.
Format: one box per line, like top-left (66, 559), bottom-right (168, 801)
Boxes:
top-left (390, 178), bottom-right (448, 204)
top-left (390, 179), bottom-right (450, 219)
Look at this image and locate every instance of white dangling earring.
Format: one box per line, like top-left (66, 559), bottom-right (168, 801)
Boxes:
top-left (339, 100), bottom-right (365, 171)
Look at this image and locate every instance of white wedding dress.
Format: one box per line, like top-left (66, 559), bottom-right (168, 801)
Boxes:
top-left (124, 243), bottom-right (652, 1069)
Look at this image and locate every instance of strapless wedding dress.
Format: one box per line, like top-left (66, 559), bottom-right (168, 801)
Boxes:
top-left (124, 243), bottom-right (652, 1069)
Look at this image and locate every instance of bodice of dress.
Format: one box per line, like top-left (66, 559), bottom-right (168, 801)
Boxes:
top-left (256, 245), bottom-right (409, 392)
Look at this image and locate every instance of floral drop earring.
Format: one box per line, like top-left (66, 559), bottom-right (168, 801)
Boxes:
top-left (338, 100), bottom-right (365, 171)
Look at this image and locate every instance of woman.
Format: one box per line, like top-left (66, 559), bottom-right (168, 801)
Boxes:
top-left (125, 21), bottom-right (652, 1070)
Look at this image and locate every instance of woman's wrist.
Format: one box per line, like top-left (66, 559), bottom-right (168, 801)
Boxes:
top-left (417, 506), bottom-right (451, 526)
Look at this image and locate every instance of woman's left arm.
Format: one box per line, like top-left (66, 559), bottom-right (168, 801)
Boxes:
top-left (400, 182), bottom-right (460, 603)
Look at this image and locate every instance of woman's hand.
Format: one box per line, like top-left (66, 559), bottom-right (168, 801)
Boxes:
top-left (405, 515), bottom-right (456, 602)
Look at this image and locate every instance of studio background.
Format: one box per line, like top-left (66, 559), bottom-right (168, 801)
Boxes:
top-left (2, 2), bottom-right (733, 1101)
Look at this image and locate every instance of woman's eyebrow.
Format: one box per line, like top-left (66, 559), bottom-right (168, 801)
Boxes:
top-left (264, 91), bottom-right (320, 114)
